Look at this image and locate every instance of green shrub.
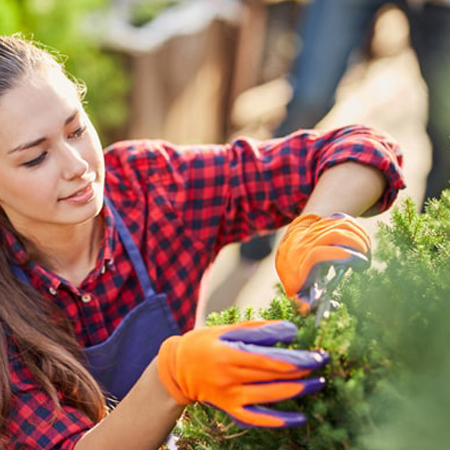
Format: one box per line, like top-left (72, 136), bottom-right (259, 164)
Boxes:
top-left (172, 194), bottom-right (450, 449)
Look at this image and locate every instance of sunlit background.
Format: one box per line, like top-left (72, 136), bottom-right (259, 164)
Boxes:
top-left (0, 0), bottom-right (432, 311)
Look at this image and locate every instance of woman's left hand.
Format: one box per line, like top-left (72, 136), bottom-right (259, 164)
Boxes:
top-left (157, 320), bottom-right (328, 428)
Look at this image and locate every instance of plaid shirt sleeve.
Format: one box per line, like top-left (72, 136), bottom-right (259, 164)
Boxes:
top-left (4, 346), bottom-right (93, 450)
top-left (125, 124), bottom-right (404, 252)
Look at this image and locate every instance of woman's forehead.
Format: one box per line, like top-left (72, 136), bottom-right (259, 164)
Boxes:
top-left (18, 65), bottom-right (79, 103)
top-left (3, 64), bottom-right (78, 105)
top-left (0, 67), bottom-right (81, 145)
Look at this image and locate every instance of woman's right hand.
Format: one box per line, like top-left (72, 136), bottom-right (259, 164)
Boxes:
top-left (276, 213), bottom-right (371, 314)
top-left (157, 320), bottom-right (328, 428)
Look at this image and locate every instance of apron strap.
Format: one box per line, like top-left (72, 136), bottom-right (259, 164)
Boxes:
top-left (104, 196), bottom-right (156, 297)
top-left (9, 264), bottom-right (29, 284)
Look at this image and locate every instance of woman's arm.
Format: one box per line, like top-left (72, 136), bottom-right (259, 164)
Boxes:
top-left (107, 125), bottom-right (404, 254)
top-left (301, 161), bottom-right (387, 217)
top-left (74, 360), bottom-right (184, 450)
top-left (163, 125), bottom-right (403, 247)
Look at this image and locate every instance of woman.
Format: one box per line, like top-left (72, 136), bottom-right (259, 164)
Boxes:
top-left (0, 35), bottom-right (404, 449)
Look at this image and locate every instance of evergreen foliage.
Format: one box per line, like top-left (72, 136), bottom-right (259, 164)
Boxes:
top-left (170, 194), bottom-right (450, 449)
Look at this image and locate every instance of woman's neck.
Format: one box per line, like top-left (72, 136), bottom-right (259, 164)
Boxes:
top-left (24, 215), bottom-right (104, 286)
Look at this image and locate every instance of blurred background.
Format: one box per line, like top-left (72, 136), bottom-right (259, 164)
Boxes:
top-left (1, 0), bottom-right (447, 317)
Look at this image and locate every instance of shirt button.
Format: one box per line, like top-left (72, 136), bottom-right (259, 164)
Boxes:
top-left (81, 294), bottom-right (92, 303)
top-left (101, 265), bottom-right (106, 274)
top-left (49, 287), bottom-right (57, 295)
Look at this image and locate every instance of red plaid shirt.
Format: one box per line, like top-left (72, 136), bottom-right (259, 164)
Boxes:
top-left (2, 126), bottom-right (404, 449)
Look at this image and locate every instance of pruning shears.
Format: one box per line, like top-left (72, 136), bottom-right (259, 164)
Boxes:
top-left (309, 265), bottom-right (349, 327)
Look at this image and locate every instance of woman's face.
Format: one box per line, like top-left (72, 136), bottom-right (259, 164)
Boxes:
top-left (0, 66), bottom-right (105, 235)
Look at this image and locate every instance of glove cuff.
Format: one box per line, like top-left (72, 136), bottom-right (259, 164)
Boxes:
top-left (279, 213), bottom-right (322, 244)
top-left (289, 213), bottom-right (322, 229)
top-left (157, 336), bottom-right (192, 405)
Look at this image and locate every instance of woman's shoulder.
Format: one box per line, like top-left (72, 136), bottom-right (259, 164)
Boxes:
top-left (103, 139), bottom-right (190, 191)
top-left (103, 138), bottom-right (227, 177)
top-left (105, 138), bottom-right (197, 166)
top-left (104, 139), bottom-right (171, 159)
top-left (104, 139), bottom-right (174, 173)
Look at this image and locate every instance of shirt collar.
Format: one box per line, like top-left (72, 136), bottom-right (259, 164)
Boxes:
top-left (1, 224), bottom-right (29, 266)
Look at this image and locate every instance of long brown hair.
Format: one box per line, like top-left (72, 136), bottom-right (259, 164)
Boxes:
top-left (0, 35), bottom-right (105, 435)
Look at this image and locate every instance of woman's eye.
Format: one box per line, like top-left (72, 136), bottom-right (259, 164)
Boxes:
top-left (69, 125), bottom-right (87, 139)
top-left (22, 152), bottom-right (48, 168)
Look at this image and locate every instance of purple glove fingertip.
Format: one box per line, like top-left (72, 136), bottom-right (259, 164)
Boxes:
top-left (229, 376), bottom-right (327, 429)
top-left (298, 376), bottom-right (326, 396)
top-left (234, 406), bottom-right (308, 429)
top-left (221, 321), bottom-right (298, 346)
top-left (337, 247), bottom-right (370, 271)
top-left (226, 340), bottom-right (329, 372)
top-left (203, 401), bottom-right (309, 429)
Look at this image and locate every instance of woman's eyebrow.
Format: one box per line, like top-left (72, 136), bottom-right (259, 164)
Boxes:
top-left (8, 110), bottom-right (80, 154)
top-left (65, 110), bottom-right (79, 125)
top-left (8, 137), bottom-right (46, 154)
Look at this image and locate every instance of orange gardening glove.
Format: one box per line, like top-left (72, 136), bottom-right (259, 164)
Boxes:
top-left (275, 212), bottom-right (371, 314)
top-left (157, 320), bottom-right (328, 428)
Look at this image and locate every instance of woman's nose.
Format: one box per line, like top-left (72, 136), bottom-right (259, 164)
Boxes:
top-left (60, 143), bottom-right (89, 180)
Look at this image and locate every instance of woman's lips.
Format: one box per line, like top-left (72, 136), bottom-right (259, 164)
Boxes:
top-left (60, 183), bottom-right (95, 204)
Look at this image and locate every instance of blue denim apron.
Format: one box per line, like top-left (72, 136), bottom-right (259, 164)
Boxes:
top-left (10, 196), bottom-right (181, 402)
